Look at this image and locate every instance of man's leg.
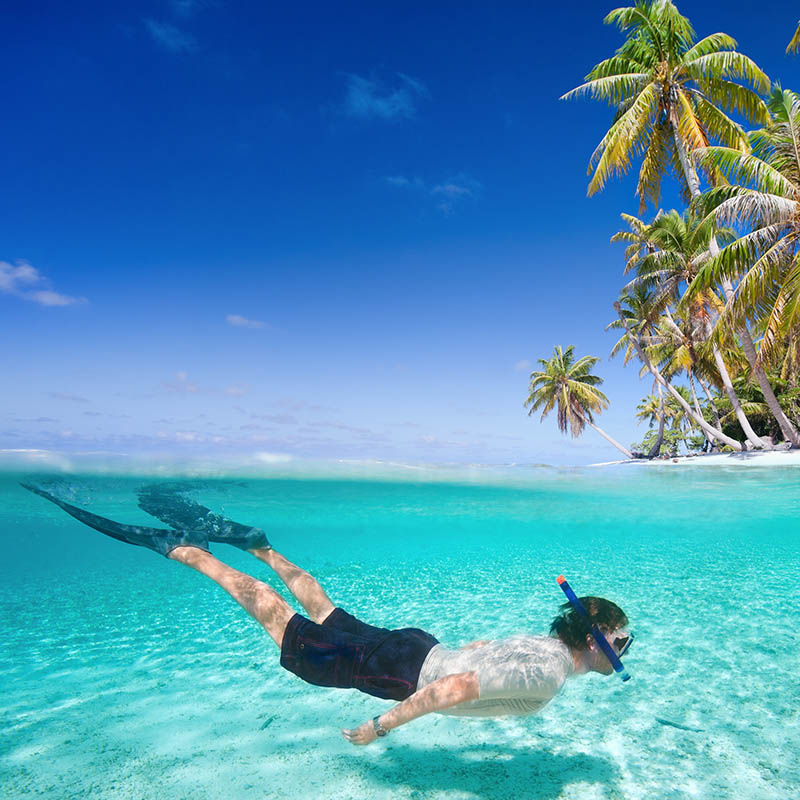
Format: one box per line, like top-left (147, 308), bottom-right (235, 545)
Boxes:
top-left (169, 546), bottom-right (295, 647)
top-left (248, 548), bottom-right (335, 625)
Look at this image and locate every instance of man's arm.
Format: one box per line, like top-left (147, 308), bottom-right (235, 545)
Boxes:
top-left (341, 671), bottom-right (479, 746)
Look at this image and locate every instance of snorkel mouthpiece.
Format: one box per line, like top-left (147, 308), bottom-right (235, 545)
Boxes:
top-left (557, 575), bottom-right (631, 682)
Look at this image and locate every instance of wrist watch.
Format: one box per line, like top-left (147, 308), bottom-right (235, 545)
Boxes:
top-left (372, 715), bottom-right (389, 737)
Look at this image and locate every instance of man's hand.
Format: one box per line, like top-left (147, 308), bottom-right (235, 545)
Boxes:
top-left (341, 720), bottom-right (378, 746)
top-left (341, 672), bottom-right (478, 746)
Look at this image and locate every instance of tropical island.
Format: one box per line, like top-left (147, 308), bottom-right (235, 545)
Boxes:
top-left (525, 2), bottom-right (800, 463)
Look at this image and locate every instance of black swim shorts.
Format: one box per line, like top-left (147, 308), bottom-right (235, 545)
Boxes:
top-left (279, 608), bottom-right (439, 701)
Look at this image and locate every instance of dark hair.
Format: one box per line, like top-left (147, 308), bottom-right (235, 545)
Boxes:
top-left (550, 596), bottom-right (628, 651)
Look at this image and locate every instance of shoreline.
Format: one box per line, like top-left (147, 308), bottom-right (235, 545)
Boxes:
top-left (2, 446), bottom-right (799, 485)
top-left (590, 449), bottom-right (800, 467)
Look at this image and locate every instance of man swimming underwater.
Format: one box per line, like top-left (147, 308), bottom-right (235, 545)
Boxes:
top-left (23, 482), bottom-right (633, 746)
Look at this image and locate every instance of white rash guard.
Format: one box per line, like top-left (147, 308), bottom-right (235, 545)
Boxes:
top-left (415, 635), bottom-right (574, 717)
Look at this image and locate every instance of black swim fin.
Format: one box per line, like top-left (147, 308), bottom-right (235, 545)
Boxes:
top-left (22, 483), bottom-right (210, 558)
top-left (137, 483), bottom-right (271, 551)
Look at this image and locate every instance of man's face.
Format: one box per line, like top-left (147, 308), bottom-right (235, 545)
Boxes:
top-left (588, 627), bottom-right (632, 675)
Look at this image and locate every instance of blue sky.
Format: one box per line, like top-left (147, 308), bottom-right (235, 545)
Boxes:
top-left (2, 1), bottom-right (799, 467)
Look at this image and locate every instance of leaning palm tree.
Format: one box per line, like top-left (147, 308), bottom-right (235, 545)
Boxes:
top-left (563, 0), bottom-right (786, 435)
top-left (620, 209), bottom-right (768, 447)
top-left (605, 284), bottom-right (717, 447)
top-left (524, 345), bottom-right (633, 458)
top-left (607, 284), bottom-right (663, 367)
top-left (562, 0), bottom-right (770, 211)
top-left (691, 86), bottom-right (800, 445)
top-left (788, 21), bottom-right (800, 55)
top-left (613, 300), bottom-right (745, 449)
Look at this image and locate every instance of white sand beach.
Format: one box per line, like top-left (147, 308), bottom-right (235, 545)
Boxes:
top-left (592, 449), bottom-right (800, 468)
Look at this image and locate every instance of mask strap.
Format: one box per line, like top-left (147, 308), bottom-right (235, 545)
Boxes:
top-left (557, 575), bottom-right (631, 682)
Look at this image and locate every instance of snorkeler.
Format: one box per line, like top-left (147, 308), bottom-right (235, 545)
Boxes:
top-left (22, 482), bottom-right (633, 746)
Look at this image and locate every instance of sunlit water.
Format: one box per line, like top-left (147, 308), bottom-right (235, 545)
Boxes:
top-left (1, 466), bottom-right (798, 800)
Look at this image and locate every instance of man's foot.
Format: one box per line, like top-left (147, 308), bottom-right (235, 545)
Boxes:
top-left (137, 483), bottom-right (271, 551)
top-left (22, 482), bottom-right (210, 558)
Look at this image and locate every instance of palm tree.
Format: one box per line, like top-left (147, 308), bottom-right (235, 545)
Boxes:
top-left (636, 385), bottom-right (668, 457)
top-left (562, 0), bottom-right (770, 211)
top-left (619, 209), bottom-right (768, 447)
top-left (607, 284), bottom-right (662, 367)
top-left (692, 87), bottom-right (800, 445)
top-left (605, 283), bottom-right (725, 450)
top-left (563, 1), bottom-right (786, 435)
top-left (613, 300), bottom-right (745, 449)
top-left (788, 21), bottom-right (800, 55)
top-left (524, 345), bottom-right (633, 458)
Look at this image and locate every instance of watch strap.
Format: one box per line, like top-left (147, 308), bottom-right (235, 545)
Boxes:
top-left (372, 715), bottom-right (389, 737)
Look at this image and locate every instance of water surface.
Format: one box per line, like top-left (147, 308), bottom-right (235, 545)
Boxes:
top-left (1, 466), bottom-right (798, 799)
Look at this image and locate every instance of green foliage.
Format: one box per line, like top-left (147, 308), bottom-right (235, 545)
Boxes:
top-left (631, 385), bottom-right (710, 456)
top-left (691, 87), bottom-right (800, 361)
top-left (563, 0), bottom-right (769, 211)
top-left (631, 426), bottom-right (698, 457)
top-left (713, 372), bottom-right (800, 442)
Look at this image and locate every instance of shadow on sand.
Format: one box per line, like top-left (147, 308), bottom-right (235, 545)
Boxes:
top-left (355, 741), bottom-right (615, 800)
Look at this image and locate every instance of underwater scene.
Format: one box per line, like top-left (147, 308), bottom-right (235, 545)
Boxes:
top-left (1, 464), bottom-right (798, 800)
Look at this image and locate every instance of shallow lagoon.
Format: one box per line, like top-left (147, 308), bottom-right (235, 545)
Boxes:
top-left (1, 465), bottom-right (798, 799)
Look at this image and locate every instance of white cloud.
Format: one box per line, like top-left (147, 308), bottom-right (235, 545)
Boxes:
top-left (48, 392), bottom-right (90, 403)
top-left (175, 431), bottom-right (202, 441)
top-left (341, 73), bottom-right (428, 120)
top-left (1, 260), bottom-right (86, 307)
top-left (144, 18), bottom-right (197, 52)
top-left (431, 175), bottom-right (482, 215)
top-left (383, 173), bottom-right (481, 216)
top-left (432, 183), bottom-right (473, 198)
top-left (226, 313), bottom-right (264, 329)
top-left (225, 384), bottom-right (247, 397)
top-left (515, 359), bottom-right (532, 372)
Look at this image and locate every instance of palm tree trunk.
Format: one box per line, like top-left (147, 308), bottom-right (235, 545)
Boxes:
top-left (647, 381), bottom-right (666, 458)
top-left (697, 375), bottom-right (722, 451)
top-left (671, 123), bottom-right (795, 444)
top-left (697, 375), bottom-right (723, 427)
top-left (615, 302), bottom-right (744, 450)
top-left (687, 372), bottom-right (710, 451)
top-left (709, 340), bottom-right (767, 449)
top-left (587, 422), bottom-right (633, 459)
top-left (661, 308), bottom-right (761, 445)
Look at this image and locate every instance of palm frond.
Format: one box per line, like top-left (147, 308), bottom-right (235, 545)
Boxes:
top-left (637, 121), bottom-right (671, 210)
top-left (694, 147), bottom-right (796, 196)
top-left (758, 251), bottom-right (800, 359)
top-left (682, 51), bottom-right (770, 95)
top-left (692, 225), bottom-right (789, 290)
top-left (710, 192), bottom-right (796, 230)
top-left (588, 83), bottom-right (659, 195)
top-left (674, 88), bottom-right (710, 154)
top-left (586, 55), bottom-right (646, 77)
top-left (560, 73), bottom-right (650, 105)
top-left (787, 20), bottom-right (800, 55)
top-left (683, 32), bottom-right (737, 60)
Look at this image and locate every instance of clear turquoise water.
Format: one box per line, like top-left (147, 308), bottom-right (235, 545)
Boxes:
top-left (1, 466), bottom-right (798, 799)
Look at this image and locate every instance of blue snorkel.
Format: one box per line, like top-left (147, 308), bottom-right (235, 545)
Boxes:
top-left (557, 575), bottom-right (631, 682)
